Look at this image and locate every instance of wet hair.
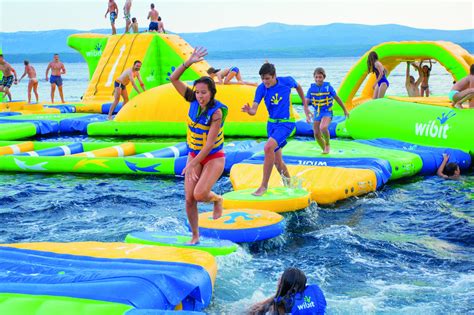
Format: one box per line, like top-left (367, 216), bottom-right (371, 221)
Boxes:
top-left (259, 62), bottom-right (276, 77)
top-left (207, 67), bottom-right (220, 75)
top-left (367, 51), bottom-right (378, 73)
top-left (263, 268), bottom-right (307, 314)
top-left (443, 162), bottom-right (459, 176)
top-left (409, 75), bottom-right (415, 83)
top-left (24, 60), bottom-right (29, 65)
top-left (54, 53), bottom-right (59, 56)
top-left (0, 54), bottom-right (3, 58)
top-left (193, 76), bottom-right (217, 99)
top-left (132, 17), bottom-right (137, 23)
top-left (133, 60), bottom-right (141, 66)
top-left (470, 64), bottom-right (474, 75)
top-left (158, 16), bottom-right (162, 21)
top-left (313, 67), bottom-right (326, 78)
top-left (184, 76), bottom-right (218, 121)
top-left (151, 3), bottom-right (155, 9)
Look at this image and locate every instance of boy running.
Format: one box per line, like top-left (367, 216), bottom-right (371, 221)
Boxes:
top-left (242, 62), bottom-right (306, 196)
top-left (304, 67), bottom-right (349, 154)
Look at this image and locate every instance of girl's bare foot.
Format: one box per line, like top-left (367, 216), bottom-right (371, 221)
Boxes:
top-left (213, 196), bottom-right (223, 220)
top-left (188, 235), bottom-right (200, 245)
top-left (322, 145), bottom-right (330, 154)
top-left (252, 186), bottom-right (267, 196)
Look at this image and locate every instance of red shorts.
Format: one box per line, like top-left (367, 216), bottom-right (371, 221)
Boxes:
top-left (189, 151), bottom-right (225, 166)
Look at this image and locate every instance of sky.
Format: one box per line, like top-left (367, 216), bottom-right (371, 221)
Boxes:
top-left (0, 0), bottom-right (473, 33)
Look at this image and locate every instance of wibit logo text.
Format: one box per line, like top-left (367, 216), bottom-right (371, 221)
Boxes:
top-left (414, 110), bottom-right (455, 139)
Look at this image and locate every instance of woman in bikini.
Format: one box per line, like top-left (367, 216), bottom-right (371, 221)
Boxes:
top-left (420, 60), bottom-right (433, 97)
top-left (367, 51), bottom-right (389, 99)
top-left (207, 66), bottom-right (257, 86)
top-left (170, 47), bottom-right (228, 244)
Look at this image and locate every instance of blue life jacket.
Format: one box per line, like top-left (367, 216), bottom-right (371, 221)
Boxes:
top-left (187, 99), bottom-right (228, 155)
top-left (307, 82), bottom-right (335, 115)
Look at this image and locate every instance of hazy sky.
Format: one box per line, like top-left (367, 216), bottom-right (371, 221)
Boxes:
top-left (1, 0), bottom-right (473, 33)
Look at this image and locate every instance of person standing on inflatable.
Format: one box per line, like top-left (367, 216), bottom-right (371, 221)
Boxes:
top-left (249, 267), bottom-right (326, 315)
top-left (367, 51), bottom-right (389, 99)
top-left (45, 54), bottom-right (66, 103)
top-left (105, 0), bottom-right (119, 35)
top-left (170, 47), bottom-right (228, 244)
top-left (242, 62), bottom-right (306, 196)
top-left (304, 67), bottom-right (349, 154)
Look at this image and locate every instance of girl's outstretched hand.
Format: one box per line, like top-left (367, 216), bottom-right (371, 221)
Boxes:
top-left (186, 47), bottom-right (208, 66)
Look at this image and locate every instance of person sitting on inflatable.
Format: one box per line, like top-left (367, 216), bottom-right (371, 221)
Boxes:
top-left (450, 64), bottom-right (474, 109)
top-left (207, 67), bottom-right (257, 86)
top-left (367, 51), bottom-right (389, 99)
top-left (304, 67), bottom-right (349, 154)
top-left (248, 267), bottom-right (326, 315)
top-left (437, 153), bottom-right (461, 180)
top-left (170, 47), bottom-right (228, 244)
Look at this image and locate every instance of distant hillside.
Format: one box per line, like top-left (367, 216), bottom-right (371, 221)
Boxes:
top-left (1, 23), bottom-right (472, 62)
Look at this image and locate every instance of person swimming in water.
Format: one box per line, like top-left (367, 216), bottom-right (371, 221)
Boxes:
top-left (437, 153), bottom-right (461, 180)
top-left (248, 267), bottom-right (327, 315)
top-left (18, 60), bottom-right (39, 104)
top-left (170, 47), bottom-right (228, 245)
top-left (207, 67), bottom-right (257, 86)
top-left (367, 51), bottom-right (389, 99)
top-left (405, 62), bottom-right (423, 97)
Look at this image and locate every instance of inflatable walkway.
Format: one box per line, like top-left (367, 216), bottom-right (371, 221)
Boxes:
top-left (0, 242), bottom-right (216, 312)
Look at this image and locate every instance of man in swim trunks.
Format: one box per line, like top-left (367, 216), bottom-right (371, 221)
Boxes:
top-left (405, 62), bottom-right (422, 97)
top-left (105, 0), bottom-right (119, 35)
top-left (0, 54), bottom-right (18, 101)
top-left (124, 0), bottom-right (132, 33)
top-left (45, 54), bottom-right (66, 103)
top-left (107, 60), bottom-right (146, 120)
top-left (207, 66), bottom-right (257, 86)
top-left (147, 3), bottom-right (159, 32)
top-left (242, 62), bottom-right (306, 196)
top-left (19, 60), bottom-right (39, 104)
top-left (450, 64), bottom-right (474, 109)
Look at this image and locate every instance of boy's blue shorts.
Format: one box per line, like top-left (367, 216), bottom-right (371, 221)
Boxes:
top-left (267, 121), bottom-right (295, 151)
top-left (314, 110), bottom-right (333, 122)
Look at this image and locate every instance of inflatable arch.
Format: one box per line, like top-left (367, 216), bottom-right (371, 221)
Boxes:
top-left (337, 41), bottom-right (474, 111)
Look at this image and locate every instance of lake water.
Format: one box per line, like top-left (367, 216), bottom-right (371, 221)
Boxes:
top-left (1, 58), bottom-right (473, 314)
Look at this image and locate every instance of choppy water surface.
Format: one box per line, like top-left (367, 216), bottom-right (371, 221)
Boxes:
top-left (2, 58), bottom-right (473, 314)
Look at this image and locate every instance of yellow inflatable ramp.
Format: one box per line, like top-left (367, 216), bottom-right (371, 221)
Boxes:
top-left (82, 33), bottom-right (154, 104)
top-left (230, 164), bottom-right (377, 205)
top-left (73, 142), bottom-right (135, 157)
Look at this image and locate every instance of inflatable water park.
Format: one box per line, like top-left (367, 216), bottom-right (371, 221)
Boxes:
top-left (1, 30), bottom-right (473, 314)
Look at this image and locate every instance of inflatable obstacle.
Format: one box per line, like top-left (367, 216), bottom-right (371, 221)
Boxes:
top-left (223, 187), bottom-right (311, 212)
top-left (197, 209), bottom-right (285, 243)
top-left (125, 232), bottom-right (238, 256)
top-left (0, 242), bottom-right (216, 311)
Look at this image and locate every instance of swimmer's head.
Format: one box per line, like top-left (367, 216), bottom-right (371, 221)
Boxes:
top-left (410, 75), bottom-right (415, 84)
top-left (259, 62), bottom-right (276, 88)
top-left (24, 60), bottom-right (29, 66)
top-left (443, 162), bottom-right (460, 177)
top-left (313, 67), bottom-right (326, 85)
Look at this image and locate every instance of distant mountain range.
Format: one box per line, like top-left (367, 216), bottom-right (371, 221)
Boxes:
top-left (1, 23), bottom-right (472, 62)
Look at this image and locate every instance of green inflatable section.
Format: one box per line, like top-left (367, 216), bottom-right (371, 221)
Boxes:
top-left (0, 293), bottom-right (132, 315)
top-left (263, 140), bottom-right (423, 180)
top-left (346, 99), bottom-right (474, 154)
top-left (88, 121), bottom-right (268, 137)
top-left (67, 34), bottom-right (109, 79)
top-left (337, 41), bottom-right (471, 111)
top-left (0, 123), bottom-right (37, 140)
